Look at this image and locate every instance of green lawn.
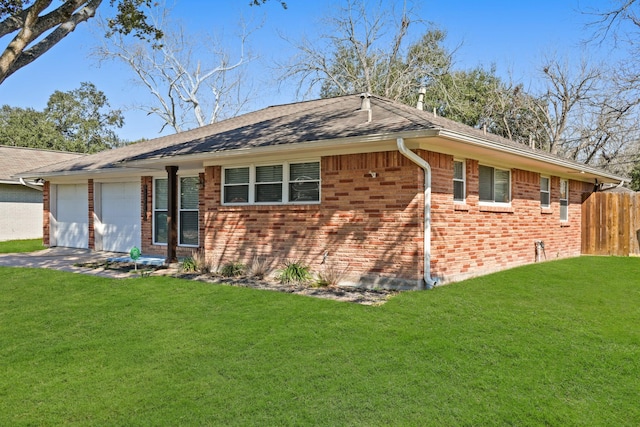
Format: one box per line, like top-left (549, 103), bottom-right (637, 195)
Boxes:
top-left (1, 257), bottom-right (639, 426)
top-left (0, 238), bottom-right (44, 253)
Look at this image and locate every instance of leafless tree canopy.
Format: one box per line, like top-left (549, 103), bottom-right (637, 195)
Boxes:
top-left (279, 0), bottom-right (452, 103)
top-left (93, 3), bottom-right (256, 133)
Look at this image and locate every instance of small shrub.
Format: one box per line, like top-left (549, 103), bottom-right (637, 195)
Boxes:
top-left (182, 251), bottom-right (212, 274)
top-left (182, 256), bottom-right (198, 273)
top-left (220, 261), bottom-right (245, 277)
top-left (247, 256), bottom-right (271, 279)
top-left (278, 260), bottom-right (312, 284)
top-left (315, 263), bottom-right (350, 287)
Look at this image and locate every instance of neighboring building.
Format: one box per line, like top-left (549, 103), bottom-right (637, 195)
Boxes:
top-left (18, 95), bottom-right (627, 287)
top-left (0, 146), bottom-right (83, 242)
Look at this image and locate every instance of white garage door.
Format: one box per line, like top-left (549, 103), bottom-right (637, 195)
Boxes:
top-left (55, 184), bottom-right (89, 248)
top-left (101, 182), bottom-right (141, 253)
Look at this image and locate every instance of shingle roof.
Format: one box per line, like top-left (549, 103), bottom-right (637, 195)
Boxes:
top-left (15, 94), bottom-right (626, 182)
top-left (0, 146), bottom-right (83, 183)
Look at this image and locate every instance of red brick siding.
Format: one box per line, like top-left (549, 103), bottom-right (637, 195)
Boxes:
top-left (42, 181), bottom-right (50, 247)
top-left (431, 159), bottom-right (593, 283)
top-left (202, 152), bottom-right (426, 287)
top-left (135, 150), bottom-right (597, 286)
top-left (141, 176), bottom-right (153, 255)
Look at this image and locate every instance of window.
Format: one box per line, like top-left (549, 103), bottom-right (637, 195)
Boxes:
top-left (453, 160), bottom-right (465, 202)
top-left (153, 176), bottom-right (199, 246)
top-left (560, 179), bottom-right (569, 221)
top-left (223, 161), bottom-right (320, 205)
top-left (153, 178), bottom-right (168, 244)
top-left (289, 162), bottom-right (320, 202)
top-left (256, 165), bottom-right (283, 202)
top-left (223, 167), bottom-right (249, 203)
top-left (479, 165), bottom-right (510, 203)
top-left (540, 176), bottom-right (550, 208)
top-left (179, 177), bottom-right (199, 246)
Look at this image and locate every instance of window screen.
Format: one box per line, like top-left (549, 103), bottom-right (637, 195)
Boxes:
top-left (540, 177), bottom-right (550, 207)
top-left (289, 162), bottom-right (320, 202)
top-left (224, 167), bottom-right (250, 203)
top-left (453, 160), bottom-right (465, 202)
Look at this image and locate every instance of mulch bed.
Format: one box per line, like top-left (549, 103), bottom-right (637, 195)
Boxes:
top-left (76, 261), bottom-right (399, 305)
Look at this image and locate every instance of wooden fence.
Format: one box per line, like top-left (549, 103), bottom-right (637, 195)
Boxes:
top-left (582, 192), bottom-right (640, 256)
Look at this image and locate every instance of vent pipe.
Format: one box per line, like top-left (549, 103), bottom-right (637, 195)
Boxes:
top-left (360, 92), bottom-right (372, 122)
top-left (416, 87), bottom-right (426, 110)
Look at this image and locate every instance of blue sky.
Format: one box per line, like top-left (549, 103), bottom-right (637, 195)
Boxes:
top-left (0, 0), bottom-right (617, 141)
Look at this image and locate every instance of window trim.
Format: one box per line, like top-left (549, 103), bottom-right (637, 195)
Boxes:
top-left (222, 160), bottom-right (321, 206)
top-left (152, 176), bottom-right (200, 247)
top-left (540, 176), bottom-right (551, 208)
top-left (453, 159), bottom-right (466, 203)
top-left (560, 178), bottom-right (569, 222)
top-left (478, 164), bottom-right (511, 206)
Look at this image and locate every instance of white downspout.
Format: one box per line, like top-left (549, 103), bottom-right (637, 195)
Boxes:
top-left (397, 137), bottom-right (437, 289)
top-left (19, 177), bottom-right (43, 192)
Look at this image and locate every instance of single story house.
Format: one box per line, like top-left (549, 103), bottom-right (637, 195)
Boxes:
top-left (0, 146), bottom-right (82, 242)
top-left (17, 94), bottom-right (627, 288)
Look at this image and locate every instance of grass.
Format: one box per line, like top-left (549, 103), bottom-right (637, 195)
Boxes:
top-left (1, 256), bottom-right (639, 425)
top-left (0, 238), bottom-right (44, 253)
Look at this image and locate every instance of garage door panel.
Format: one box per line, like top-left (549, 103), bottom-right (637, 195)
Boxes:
top-left (101, 182), bottom-right (141, 253)
top-left (55, 184), bottom-right (88, 249)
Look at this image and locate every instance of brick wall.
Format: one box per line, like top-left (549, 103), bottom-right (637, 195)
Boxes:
top-left (431, 159), bottom-right (593, 283)
top-left (40, 148), bottom-right (597, 285)
top-left (194, 149), bottom-right (595, 287)
top-left (43, 181), bottom-right (50, 247)
top-left (141, 176), bottom-right (153, 255)
top-left (202, 151), bottom-right (426, 288)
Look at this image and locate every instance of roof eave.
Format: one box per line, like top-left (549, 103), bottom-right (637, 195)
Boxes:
top-left (435, 129), bottom-right (628, 184)
top-left (118, 130), bottom-right (437, 168)
top-left (15, 166), bottom-right (162, 181)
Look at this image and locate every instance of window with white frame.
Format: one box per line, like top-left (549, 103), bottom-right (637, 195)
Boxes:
top-left (153, 176), bottom-right (199, 246)
top-left (540, 176), bottom-right (550, 208)
top-left (223, 161), bottom-right (320, 204)
top-left (179, 177), bottom-right (199, 246)
top-left (223, 167), bottom-right (250, 203)
top-left (289, 162), bottom-right (320, 202)
top-left (256, 165), bottom-right (283, 202)
top-left (453, 160), bottom-right (465, 202)
top-left (479, 165), bottom-right (510, 203)
top-left (560, 179), bottom-right (569, 221)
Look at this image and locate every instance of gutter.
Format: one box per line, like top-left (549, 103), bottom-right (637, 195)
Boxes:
top-left (396, 137), bottom-right (437, 289)
top-left (19, 177), bottom-right (43, 192)
top-left (436, 129), bottom-right (628, 184)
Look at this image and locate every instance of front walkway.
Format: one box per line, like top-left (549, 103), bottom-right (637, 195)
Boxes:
top-left (0, 247), bottom-right (170, 278)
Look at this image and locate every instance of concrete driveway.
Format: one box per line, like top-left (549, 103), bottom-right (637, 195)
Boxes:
top-left (0, 247), bottom-right (159, 278)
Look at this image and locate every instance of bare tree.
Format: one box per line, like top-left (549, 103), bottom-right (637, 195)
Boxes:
top-left (530, 54), bottom-right (640, 172)
top-left (531, 57), bottom-right (604, 155)
top-left (279, 0), bottom-right (452, 103)
top-left (93, 3), bottom-right (256, 133)
top-left (583, 1), bottom-right (640, 175)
